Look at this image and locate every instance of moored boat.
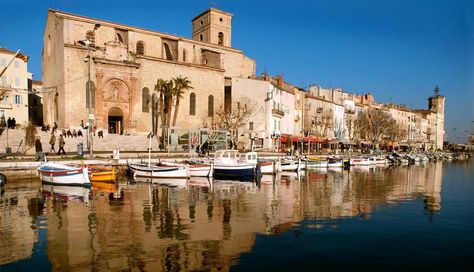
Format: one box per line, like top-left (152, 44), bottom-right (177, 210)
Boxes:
top-left (305, 156), bottom-right (328, 168)
top-left (89, 165), bottom-right (117, 182)
top-left (350, 156), bottom-right (375, 166)
top-left (280, 159), bottom-right (302, 171)
top-left (38, 162), bottom-right (90, 186)
top-left (213, 150), bottom-right (257, 181)
top-left (327, 157), bottom-right (344, 168)
top-left (128, 162), bottom-right (189, 179)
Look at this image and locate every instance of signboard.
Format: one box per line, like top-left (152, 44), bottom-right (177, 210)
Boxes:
top-left (88, 113), bottom-right (95, 120)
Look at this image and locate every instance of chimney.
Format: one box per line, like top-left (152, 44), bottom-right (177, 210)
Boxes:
top-left (276, 75), bottom-right (283, 87)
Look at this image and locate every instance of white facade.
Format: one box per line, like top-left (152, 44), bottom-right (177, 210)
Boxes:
top-left (0, 48), bottom-right (32, 127)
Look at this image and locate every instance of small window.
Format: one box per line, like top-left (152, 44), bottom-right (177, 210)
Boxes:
top-left (86, 31), bottom-right (95, 46)
top-left (13, 94), bottom-right (22, 104)
top-left (208, 95), bottom-right (214, 117)
top-left (249, 122), bottom-right (254, 130)
top-left (142, 87), bottom-right (150, 112)
top-left (199, 34), bottom-right (203, 41)
top-left (189, 92), bottom-right (196, 115)
top-left (116, 33), bottom-right (123, 43)
top-left (218, 32), bottom-right (224, 46)
top-left (219, 18), bottom-right (223, 22)
top-left (182, 49), bottom-right (187, 62)
top-left (14, 77), bottom-right (20, 88)
top-left (200, 20), bottom-right (203, 26)
top-left (14, 60), bottom-right (19, 69)
top-left (136, 41), bottom-right (145, 55)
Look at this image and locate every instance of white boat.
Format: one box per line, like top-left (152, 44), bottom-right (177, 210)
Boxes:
top-left (37, 162), bottom-right (91, 186)
top-left (213, 150), bottom-right (256, 181)
top-left (42, 184), bottom-right (91, 204)
top-left (375, 156), bottom-right (388, 165)
top-left (128, 162), bottom-right (189, 179)
top-left (238, 152), bottom-right (277, 174)
top-left (327, 157), bottom-right (344, 168)
top-left (280, 159), bottom-right (303, 171)
top-left (350, 156), bottom-right (376, 166)
top-left (160, 161), bottom-right (213, 177)
top-left (305, 156), bottom-right (328, 168)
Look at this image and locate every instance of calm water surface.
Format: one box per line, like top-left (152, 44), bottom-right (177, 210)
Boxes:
top-left (1, 160), bottom-right (473, 271)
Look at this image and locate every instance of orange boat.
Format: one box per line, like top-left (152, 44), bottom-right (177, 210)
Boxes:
top-left (88, 165), bottom-right (117, 182)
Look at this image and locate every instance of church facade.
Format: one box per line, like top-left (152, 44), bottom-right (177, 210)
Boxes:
top-left (42, 8), bottom-right (255, 134)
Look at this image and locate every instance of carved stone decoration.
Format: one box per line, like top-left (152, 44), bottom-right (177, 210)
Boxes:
top-left (104, 80), bottom-right (129, 103)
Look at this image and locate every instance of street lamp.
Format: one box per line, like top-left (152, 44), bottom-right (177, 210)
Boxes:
top-left (78, 23), bottom-right (100, 159)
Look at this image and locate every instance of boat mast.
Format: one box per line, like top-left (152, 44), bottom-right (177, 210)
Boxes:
top-left (148, 133), bottom-right (153, 167)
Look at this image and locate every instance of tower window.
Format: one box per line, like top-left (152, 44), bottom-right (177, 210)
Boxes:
top-left (218, 32), bottom-right (224, 46)
top-left (136, 41), bottom-right (145, 55)
top-left (219, 18), bottom-right (223, 22)
top-left (116, 33), bottom-right (123, 43)
top-left (200, 20), bottom-right (203, 26)
top-left (199, 34), bottom-right (203, 42)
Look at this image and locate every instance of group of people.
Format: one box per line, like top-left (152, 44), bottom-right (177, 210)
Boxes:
top-left (61, 128), bottom-right (83, 138)
top-left (6, 117), bottom-right (16, 129)
top-left (34, 132), bottom-right (66, 161)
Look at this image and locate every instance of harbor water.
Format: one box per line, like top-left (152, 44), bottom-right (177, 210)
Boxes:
top-left (0, 159), bottom-right (473, 271)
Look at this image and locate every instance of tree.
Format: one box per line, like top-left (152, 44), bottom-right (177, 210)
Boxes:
top-left (171, 76), bottom-right (193, 127)
top-left (359, 108), bottom-right (397, 145)
top-left (215, 96), bottom-right (257, 145)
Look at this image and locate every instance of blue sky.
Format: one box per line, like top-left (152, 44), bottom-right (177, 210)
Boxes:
top-left (1, 0), bottom-right (473, 142)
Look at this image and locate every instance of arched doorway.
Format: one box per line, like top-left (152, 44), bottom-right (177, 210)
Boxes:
top-left (108, 107), bottom-right (124, 134)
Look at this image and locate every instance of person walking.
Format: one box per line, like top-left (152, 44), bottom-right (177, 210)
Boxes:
top-left (35, 137), bottom-right (44, 161)
top-left (49, 133), bottom-right (56, 153)
top-left (57, 134), bottom-right (66, 155)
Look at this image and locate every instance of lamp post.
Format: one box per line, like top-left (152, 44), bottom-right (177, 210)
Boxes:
top-left (79, 23), bottom-right (100, 159)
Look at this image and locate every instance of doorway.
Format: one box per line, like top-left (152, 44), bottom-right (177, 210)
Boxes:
top-left (108, 107), bottom-right (124, 134)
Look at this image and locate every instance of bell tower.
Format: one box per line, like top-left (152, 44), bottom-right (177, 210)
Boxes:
top-left (192, 8), bottom-right (232, 47)
top-left (428, 85), bottom-right (445, 114)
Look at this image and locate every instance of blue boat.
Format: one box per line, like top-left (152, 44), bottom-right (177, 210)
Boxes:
top-left (212, 150), bottom-right (256, 181)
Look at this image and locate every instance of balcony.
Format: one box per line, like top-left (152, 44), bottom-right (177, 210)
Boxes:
top-left (272, 108), bottom-right (285, 117)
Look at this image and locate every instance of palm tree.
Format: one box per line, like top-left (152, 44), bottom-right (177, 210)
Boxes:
top-left (153, 79), bottom-right (168, 137)
top-left (172, 76), bottom-right (193, 127)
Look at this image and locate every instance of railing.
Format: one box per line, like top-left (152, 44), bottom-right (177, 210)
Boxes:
top-left (272, 108), bottom-right (285, 117)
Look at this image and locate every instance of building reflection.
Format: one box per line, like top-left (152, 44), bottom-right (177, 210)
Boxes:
top-left (0, 162), bottom-right (445, 270)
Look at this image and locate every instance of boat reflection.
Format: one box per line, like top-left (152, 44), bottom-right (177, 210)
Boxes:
top-left (132, 176), bottom-right (188, 188)
top-left (41, 184), bottom-right (90, 204)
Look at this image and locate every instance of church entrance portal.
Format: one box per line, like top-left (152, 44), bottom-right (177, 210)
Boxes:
top-left (108, 107), bottom-right (124, 134)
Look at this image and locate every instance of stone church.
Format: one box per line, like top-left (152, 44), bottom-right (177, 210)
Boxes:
top-left (42, 8), bottom-right (256, 134)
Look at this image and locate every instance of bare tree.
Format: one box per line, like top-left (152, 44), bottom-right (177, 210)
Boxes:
top-left (345, 114), bottom-right (356, 141)
top-left (215, 96), bottom-right (257, 144)
top-left (359, 108), bottom-right (397, 145)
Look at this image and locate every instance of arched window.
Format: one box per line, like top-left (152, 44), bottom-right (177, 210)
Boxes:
top-left (116, 33), bottom-right (123, 43)
top-left (218, 32), bottom-right (224, 46)
top-left (86, 81), bottom-right (95, 109)
top-left (142, 87), bottom-right (150, 112)
top-left (136, 41), bottom-right (145, 55)
top-left (86, 31), bottom-right (95, 47)
top-left (199, 34), bottom-right (203, 42)
top-left (163, 43), bottom-right (173, 60)
top-left (208, 95), bottom-right (214, 117)
top-left (189, 92), bottom-right (196, 116)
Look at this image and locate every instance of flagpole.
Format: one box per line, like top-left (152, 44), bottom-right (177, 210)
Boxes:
top-left (0, 49), bottom-right (20, 78)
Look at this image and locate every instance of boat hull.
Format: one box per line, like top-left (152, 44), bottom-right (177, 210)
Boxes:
top-left (38, 163), bottom-right (90, 186)
top-left (305, 160), bottom-right (328, 168)
top-left (129, 163), bottom-right (189, 178)
top-left (213, 164), bottom-right (256, 181)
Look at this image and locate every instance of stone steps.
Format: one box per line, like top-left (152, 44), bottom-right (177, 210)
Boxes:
top-left (0, 127), bottom-right (161, 154)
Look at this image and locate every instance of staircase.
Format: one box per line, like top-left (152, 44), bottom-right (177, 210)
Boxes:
top-left (0, 127), bottom-right (161, 154)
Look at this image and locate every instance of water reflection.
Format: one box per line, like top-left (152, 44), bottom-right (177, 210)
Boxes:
top-left (0, 162), bottom-right (448, 270)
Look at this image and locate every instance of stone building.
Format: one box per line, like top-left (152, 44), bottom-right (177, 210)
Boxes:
top-left (42, 8), bottom-right (255, 134)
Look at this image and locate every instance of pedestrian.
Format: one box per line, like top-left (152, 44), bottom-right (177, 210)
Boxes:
top-left (80, 120), bottom-right (85, 129)
top-left (72, 129), bottom-right (77, 138)
top-left (57, 134), bottom-right (66, 155)
top-left (35, 137), bottom-right (44, 161)
top-left (7, 117), bottom-right (11, 129)
top-left (62, 129), bottom-right (67, 138)
top-left (201, 140), bottom-right (209, 156)
top-left (49, 133), bottom-right (56, 152)
top-left (78, 129), bottom-right (83, 137)
top-left (11, 118), bottom-right (16, 129)
top-left (67, 129), bottom-right (72, 137)
top-left (53, 122), bottom-right (58, 133)
top-left (93, 126), bottom-right (97, 136)
top-left (98, 130), bottom-right (104, 138)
